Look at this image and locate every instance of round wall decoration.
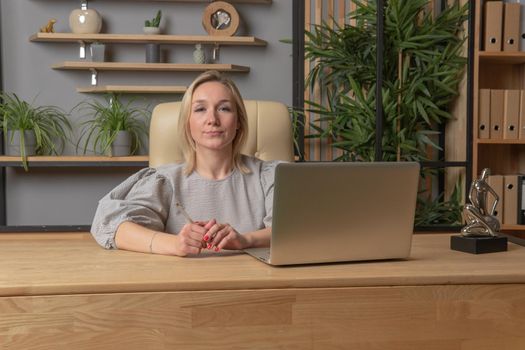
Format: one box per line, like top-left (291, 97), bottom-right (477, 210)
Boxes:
top-left (202, 1), bottom-right (240, 37)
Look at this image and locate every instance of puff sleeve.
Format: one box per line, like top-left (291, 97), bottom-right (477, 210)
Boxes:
top-left (260, 160), bottom-right (282, 228)
top-left (90, 168), bottom-right (173, 249)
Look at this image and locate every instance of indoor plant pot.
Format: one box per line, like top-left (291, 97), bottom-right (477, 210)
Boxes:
top-left (5, 130), bottom-right (36, 157)
top-left (0, 93), bottom-right (72, 170)
top-left (143, 10), bottom-right (162, 35)
top-left (110, 130), bottom-right (132, 156)
top-left (77, 94), bottom-right (150, 157)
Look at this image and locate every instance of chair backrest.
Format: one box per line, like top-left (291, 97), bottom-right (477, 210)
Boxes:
top-left (149, 100), bottom-right (294, 167)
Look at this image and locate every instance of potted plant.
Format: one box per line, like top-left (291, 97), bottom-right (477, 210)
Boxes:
top-left (77, 94), bottom-right (150, 157)
top-left (0, 93), bottom-right (72, 170)
top-left (300, 0), bottom-right (468, 226)
top-left (143, 10), bottom-right (162, 35)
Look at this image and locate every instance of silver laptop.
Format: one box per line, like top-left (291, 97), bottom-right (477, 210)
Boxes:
top-left (244, 161), bottom-right (420, 266)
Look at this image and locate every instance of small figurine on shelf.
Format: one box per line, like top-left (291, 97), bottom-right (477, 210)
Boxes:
top-left (40, 19), bottom-right (57, 33)
top-left (212, 10), bottom-right (231, 30)
top-left (144, 10), bottom-right (162, 35)
top-left (193, 44), bottom-right (206, 64)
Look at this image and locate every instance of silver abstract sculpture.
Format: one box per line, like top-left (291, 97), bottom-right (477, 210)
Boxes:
top-left (212, 10), bottom-right (231, 30)
top-left (461, 168), bottom-right (500, 237)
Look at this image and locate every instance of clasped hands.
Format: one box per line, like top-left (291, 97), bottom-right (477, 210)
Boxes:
top-left (175, 219), bottom-right (249, 256)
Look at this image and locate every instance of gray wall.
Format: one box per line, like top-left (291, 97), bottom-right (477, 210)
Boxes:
top-left (1, 0), bottom-right (293, 226)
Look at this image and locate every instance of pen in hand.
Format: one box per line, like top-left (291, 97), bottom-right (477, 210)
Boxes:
top-left (176, 202), bottom-right (208, 251)
top-left (176, 202), bottom-right (194, 224)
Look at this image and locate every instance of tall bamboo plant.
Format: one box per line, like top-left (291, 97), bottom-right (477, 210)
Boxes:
top-left (302, 0), bottom-right (468, 225)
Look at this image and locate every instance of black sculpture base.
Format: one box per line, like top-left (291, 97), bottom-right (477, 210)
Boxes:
top-left (450, 235), bottom-right (507, 254)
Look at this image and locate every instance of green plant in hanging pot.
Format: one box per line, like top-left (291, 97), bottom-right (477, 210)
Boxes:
top-left (77, 94), bottom-right (150, 157)
top-left (301, 0), bottom-right (468, 225)
top-left (0, 92), bottom-right (72, 170)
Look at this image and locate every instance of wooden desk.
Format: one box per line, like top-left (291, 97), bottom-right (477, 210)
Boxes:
top-left (1, 233), bottom-right (525, 349)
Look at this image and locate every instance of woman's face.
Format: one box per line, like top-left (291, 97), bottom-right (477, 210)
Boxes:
top-left (189, 81), bottom-right (239, 154)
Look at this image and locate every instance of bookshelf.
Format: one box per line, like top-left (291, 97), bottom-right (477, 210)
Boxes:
top-left (473, 0), bottom-right (525, 230)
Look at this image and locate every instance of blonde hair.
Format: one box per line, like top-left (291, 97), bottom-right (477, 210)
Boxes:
top-left (178, 70), bottom-right (249, 175)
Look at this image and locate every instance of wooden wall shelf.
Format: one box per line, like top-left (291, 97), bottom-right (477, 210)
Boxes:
top-left (478, 51), bottom-right (525, 64)
top-left (30, 33), bottom-right (267, 46)
top-left (117, 0), bottom-right (272, 3)
top-left (77, 85), bottom-right (187, 94)
top-left (34, 0), bottom-right (272, 3)
top-left (52, 62), bottom-right (250, 72)
top-left (476, 139), bottom-right (525, 145)
top-left (0, 156), bottom-right (149, 167)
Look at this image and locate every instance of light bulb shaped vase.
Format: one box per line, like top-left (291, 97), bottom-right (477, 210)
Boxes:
top-left (69, 7), bottom-right (102, 34)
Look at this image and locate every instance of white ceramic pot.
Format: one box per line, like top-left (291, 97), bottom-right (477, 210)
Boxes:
top-left (69, 8), bottom-right (102, 34)
top-left (143, 26), bottom-right (161, 35)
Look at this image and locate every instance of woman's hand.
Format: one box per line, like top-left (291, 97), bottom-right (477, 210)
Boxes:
top-left (203, 222), bottom-right (250, 251)
top-left (174, 219), bottom-right (216, 256)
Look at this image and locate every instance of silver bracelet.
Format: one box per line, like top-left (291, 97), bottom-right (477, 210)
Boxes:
top-left (149, 232), bottom-right (159, 254)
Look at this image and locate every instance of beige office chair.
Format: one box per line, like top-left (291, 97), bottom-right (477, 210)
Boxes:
top-left (149, 100), bottom-right (294, 167)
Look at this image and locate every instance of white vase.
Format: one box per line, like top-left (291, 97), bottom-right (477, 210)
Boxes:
top-left (69, 8), bottom-right (102, 34)
top-left (193, 44), bottom-right (206, 64)
top-left (143, 26), bottom-right (161, 35)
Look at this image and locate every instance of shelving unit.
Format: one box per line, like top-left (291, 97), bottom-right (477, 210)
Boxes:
top-left (31, 33), bottom-right (263, 91)
top-left (473, 0), bottom-right (525, 231)
top-left (5, 0), bottom-right (272, 230)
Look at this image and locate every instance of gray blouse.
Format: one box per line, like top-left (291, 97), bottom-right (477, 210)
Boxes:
top-left (90, 155), bottom-right (280, 249)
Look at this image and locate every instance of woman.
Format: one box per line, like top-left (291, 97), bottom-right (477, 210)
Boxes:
top-left (91, 71), bottom-right (279, 256)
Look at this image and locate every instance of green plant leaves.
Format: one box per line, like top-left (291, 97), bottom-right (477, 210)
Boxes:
top-left (77, 94), bottom-right (150, 156)
top-left (0, 92), bottom-right (151, 169)
top-left (300, 0), bottom-right (468, 225)
top-left (302, 0), bottom-right (467, 161)
top-left (0, 92), bottom-right (72, 170)
top-left (145, 10), bottom-right (162, 27)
